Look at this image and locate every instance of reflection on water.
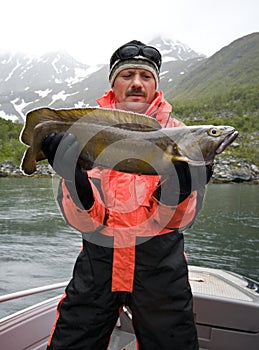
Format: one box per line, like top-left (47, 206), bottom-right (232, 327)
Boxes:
top-left (0, 178), bottom-right (258, 317)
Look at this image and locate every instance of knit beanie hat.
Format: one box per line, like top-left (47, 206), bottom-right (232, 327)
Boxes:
top-left (109, 40), bottom-right (162, 88)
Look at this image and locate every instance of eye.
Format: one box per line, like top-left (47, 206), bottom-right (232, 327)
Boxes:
top-left (142, 73), bottom-right (152, 79)
top-left (122, 73), bottom-right (132, 78)
top-left (208, 128), bottom-right (221, 137)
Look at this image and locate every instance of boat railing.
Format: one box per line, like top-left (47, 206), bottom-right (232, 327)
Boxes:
top-left (0, 281), bottom-right (68, 303)
top-left (1, 273), bottom-right (258, 305)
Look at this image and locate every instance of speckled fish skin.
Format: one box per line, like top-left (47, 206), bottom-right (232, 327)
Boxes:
top-left (20, 107), bottom-right (238, 175)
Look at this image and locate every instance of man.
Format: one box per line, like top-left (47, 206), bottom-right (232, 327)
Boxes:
top-left (44, 40), bottom-right (209, 350)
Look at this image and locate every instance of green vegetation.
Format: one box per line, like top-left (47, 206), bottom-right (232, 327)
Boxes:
top-left (172, 85), bottom-right (259, 119)
top-left (0, 118), bottom-right (26, 164)
top-left (172, 91), bottom-right (259, 165)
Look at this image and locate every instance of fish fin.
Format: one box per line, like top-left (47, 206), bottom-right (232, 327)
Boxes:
top-left (21, 107), bottom-right (162, 146)
top-left (171, 157), bottom-right (190, 164)
top-left (20, 147), bottom-right (37, 175)
top-left (54, 107), bottom-right (161, 130)
top-left (21, 108), bottom-right (60, 145)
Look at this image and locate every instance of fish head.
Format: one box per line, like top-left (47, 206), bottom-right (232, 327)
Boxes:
top-left (189, 125), bottom-right (238, 165)
top-left (165, 125), bottom-right (238, 166)
top-left (198, 125), bottom-right (238, 163)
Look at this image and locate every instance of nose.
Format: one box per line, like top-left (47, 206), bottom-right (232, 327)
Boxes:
top-left (131, 74), bottom-right (143, 88)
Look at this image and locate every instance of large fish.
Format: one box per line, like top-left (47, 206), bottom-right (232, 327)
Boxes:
top-left (20, 107), bottom-right (238, 175)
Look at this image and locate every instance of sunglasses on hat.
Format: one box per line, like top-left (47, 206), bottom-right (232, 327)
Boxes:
top-left (110, 44), bottom-right (162, 71)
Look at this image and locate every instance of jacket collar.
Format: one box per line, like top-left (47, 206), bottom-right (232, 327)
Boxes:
top-left (96, 90), bottom-right (172, 126)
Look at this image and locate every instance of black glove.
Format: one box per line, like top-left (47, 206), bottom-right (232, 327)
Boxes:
top-left (42, 132), bottom-right (79, 180)
top-left (154, 162), bottom-right (213, 206)
top-left (42, 132), bottom-right (94, 210)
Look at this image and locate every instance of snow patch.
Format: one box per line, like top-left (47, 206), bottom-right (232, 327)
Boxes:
top-left (35, 89), bottom-right (52, 98)
top-left (162, 56), bottom-right (177, 62)
top-left (11, 98), bottom-right (30, 119)
top-left (74, 100), bottom-right (90, 108)
top-left (160, 70), bottom-right (168, 77)
top-left (5, 61), bottom-right (22, 81)
top-left (51, 55), bottom-right (61, 74)
top-left (50, 90), bottom-right (79, 105)
top-left (0, 110), bottom-right (19, 122)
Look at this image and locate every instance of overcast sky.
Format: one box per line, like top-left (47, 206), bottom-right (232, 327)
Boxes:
top-left (1, 0), bottom-right (258, 64)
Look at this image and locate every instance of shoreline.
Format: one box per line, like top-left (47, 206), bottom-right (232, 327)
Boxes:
top-left (0, 159), bottom-right (259, 184)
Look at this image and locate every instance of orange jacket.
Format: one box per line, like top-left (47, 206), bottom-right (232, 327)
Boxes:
top-left (60, 90), bottom-right (198, 292)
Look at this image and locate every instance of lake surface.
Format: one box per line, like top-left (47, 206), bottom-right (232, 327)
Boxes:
top-left (0, 177), bottom-right (258, 318)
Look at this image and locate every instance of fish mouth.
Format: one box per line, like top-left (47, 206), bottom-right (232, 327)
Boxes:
top-left (216, 130), bottom-right (239, 154)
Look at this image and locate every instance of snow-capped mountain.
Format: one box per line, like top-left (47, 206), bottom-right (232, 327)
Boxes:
top-left (0, 51), bottom-right (107, 122)
top-left (0, 38), bottom-right (205, 122)
top-left (153, 37), bottom-right (206, 91)
top-left (149, 37), bottom-right (204, 62)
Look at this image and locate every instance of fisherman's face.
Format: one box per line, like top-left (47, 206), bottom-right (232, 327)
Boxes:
top-left (112, 68), bottom-right (156, 114)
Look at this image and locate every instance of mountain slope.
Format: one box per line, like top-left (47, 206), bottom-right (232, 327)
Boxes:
top-left (0, 52), bottom-right (105, 122)
top-left (168, 32), bottom-right (259, 101)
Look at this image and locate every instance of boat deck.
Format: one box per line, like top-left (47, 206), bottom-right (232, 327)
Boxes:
top-left (1, 266), bottom-right (258, 350)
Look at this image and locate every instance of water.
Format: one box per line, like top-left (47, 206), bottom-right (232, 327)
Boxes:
top-left (0, 177), bottom-right (258, 318)
top-left (0, 177), bottom-right (82, 317)
top-left (185, 184), bottom-right (259, 277)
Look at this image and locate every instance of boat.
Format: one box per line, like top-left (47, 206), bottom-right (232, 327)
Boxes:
top-left (1, 265), bottom-right (258, 350)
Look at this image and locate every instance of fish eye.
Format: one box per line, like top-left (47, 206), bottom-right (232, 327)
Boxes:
top-left (208, 128), bottom-right (221, 137)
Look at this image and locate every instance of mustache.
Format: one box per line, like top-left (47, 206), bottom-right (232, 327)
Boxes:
top-left (126, 88), bottom-right (147, 97)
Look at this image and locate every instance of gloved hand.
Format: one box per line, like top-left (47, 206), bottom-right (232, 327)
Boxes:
top-left (42, 132), bottom-right (94, 210)
top-left (42, 132), bottom-right (79, 180)
top-left (154, 162), bottom-right (213, 205)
